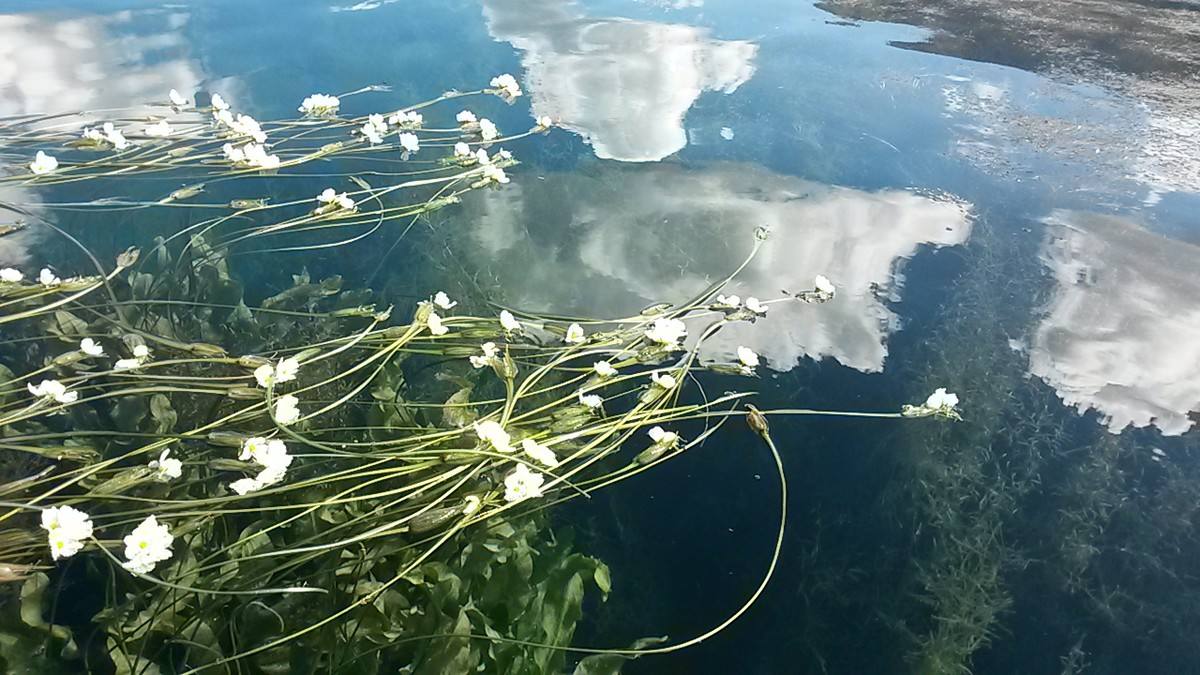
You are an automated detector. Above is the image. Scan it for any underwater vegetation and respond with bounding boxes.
[0,78,961,673]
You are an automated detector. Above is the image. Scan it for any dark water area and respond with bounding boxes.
[2,0,1199,673]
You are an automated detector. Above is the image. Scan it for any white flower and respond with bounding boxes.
[499,310,521,332]
[30,151,58,175]
[41,505,93,560]
[149,448,183,482]
[734,345,753,367]
[229,477,260,495]
[398,132,419,153]
[27,379,78,404]
[478,118,498,141]
[102,122,130,150]
[222,143,246,163]
[924,388,960,411]
[38,268,61,286]
[368,113,387,131]
[474,420,513,453]
[389,110,423,127]
[490,73,523,100]
[714,294,741,309]
[462,495,482,515]
[256,357,300,387]
[503,463,545,503]
[456,110,477,125]
[482,164,509,185]
[114,358,141,370]
[814,275,836,296]
[0,268,22,283]
[317,188,355,211]
[453,142,472,157]
[521,438,559,467]
[650,372,677,390]
[564,323,585,344]
[214,108,235,127]
[427,311,449,336]
[144,120,173,137]
[299,93,340,116]
[361,122,384,145]
[79,338,105,357]
[169,89,188,106]
[273,394,301,426]
[648,426,678,447]
[234,437,293,492]
[578,392,603,409]
[593,360,617,378]
[433,291,457,310]
[211,93,230,110]
[121,515,174,575]
[229,114,267,143]
[470,342,498,369]
[493,148,513,161]
[133,344,151,359]
[535,115,553,130]
[744,297,768,315]
[645,318,687,347]
[241,142,280,169]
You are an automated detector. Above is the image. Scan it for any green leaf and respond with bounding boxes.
[415,608,476,675]
[19,573,78,658]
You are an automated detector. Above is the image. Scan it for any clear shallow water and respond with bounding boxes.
[2,0,1199,673]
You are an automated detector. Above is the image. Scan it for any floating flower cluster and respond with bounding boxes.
[645,318,687,349]
[82,122,131,150]
[475,420,513,453]
[39,268,61,286]
[115,343,152,371]
[499,310,521,333]
[470,342,500,369]
[902,388,962,420]
[230,437,295,494]
[361,114,388,145]
[254,357,300,388]
[223,142,281,170]
[144,120,173,138]
[122,515,174,574]
[41,505,93,560]
[316,188,356,213]
[215,111,267,143]
[521,438,559,467]
[79,338,105,357]
[389,110,423,128]
[299,93,341,117]
[736,346,760,375]
[169,88,188,107]
[27,379,78,404]
[593,360,617,378]
[489,73,523,101]
[273,394,301,426]
[0,267,23,282]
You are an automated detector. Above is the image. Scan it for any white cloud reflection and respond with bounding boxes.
[460,162,971,372]
[1030,210,1200,435]
[482,0,757,162]
[0,8,210,268]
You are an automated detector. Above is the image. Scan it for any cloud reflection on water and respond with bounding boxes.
[462,162,970,372]
[1030,210,1200,436]
[0,7,210,267]
[482,0,757,162]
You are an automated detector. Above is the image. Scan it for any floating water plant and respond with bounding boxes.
[0,77,958,673]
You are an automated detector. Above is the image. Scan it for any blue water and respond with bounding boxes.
[3,0,1199,673]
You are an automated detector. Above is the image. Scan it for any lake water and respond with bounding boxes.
[2,0,1199,673]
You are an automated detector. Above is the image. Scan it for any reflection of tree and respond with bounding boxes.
[461,161,970,372]
[1030,210,1200,436]
[482,0,757,162]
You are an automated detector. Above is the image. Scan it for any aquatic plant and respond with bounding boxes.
[0,78,954,673]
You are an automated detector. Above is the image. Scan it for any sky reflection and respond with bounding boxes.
[1030,210,1200,436]
[483,0,757,162]
[461,161,969,372]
